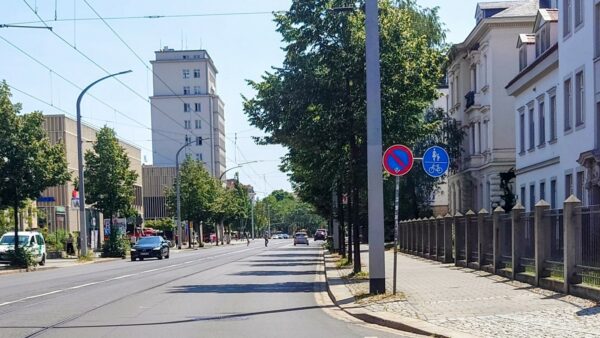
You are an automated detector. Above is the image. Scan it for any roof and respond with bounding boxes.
[518,33,536,44]
[476,0,539,19]
[534,9,559,31]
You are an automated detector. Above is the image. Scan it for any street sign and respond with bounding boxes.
[422,146,450,178]
[382,144,414,176]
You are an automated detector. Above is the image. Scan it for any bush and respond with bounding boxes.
[7,247,37,269]
[101,228,130,258]
[45,229,68,252]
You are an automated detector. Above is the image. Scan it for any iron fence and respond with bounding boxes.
[499,213,512,269]
[543,209,564,280]
[483,215,493,265]
[467,214,478,263]
[424,220,430,255]
[436,219,444,257]
[455,217,466,261]
[521,212,535,259]
[578,206,600,287]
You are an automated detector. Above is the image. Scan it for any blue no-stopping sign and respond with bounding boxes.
[422,146,449,178]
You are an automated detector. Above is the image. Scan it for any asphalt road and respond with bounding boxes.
[0,240,408,338]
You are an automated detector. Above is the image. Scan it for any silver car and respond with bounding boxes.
[293,232,309,246]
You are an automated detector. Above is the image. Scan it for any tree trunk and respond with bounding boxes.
[347,186,353,264]
[215,221,219,246]
[352,184,361,273]
[337,190,345,258]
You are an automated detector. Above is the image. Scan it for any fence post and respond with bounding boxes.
[478,209,489,269]
[454,211,463,266]
[465,210,476,266]
[436,215,443,260]
[428,216,435,258]
[492,206,504,274]
[511,202,525,280]
[419,218,425,256]
[411,219,416,254]
[563,195,582,294]
[443,213,453,263]
[534,200,550,286]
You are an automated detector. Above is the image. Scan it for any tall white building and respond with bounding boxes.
[447,0,539,214]
[507,0,600,208]
[149,47,226,178]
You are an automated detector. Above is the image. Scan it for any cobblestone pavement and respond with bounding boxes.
[331,247,600,338]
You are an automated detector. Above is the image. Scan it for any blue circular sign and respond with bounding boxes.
[422,146,449,178]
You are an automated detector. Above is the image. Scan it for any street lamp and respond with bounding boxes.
[218,160,261,181]
[77,70,132,257]
[175,139,194,249]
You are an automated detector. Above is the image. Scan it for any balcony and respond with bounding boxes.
[465,91,475,110]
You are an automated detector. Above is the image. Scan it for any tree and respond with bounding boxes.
[243,0,447,272]
[84,126,137,257]
[0,81,69,256]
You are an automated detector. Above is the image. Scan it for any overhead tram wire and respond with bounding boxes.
[5,10,285,26]
[20,0,207,144]
[0,34,186,146]
[81,0,268,176]
[6,84,176,165]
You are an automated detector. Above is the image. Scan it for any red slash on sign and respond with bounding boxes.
[382,144,414,176]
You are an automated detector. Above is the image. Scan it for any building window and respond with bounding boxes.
[550,179,557,209]
[477,122,481,154]
[596,3,600,57]
[564,78,572,131]
[575,71,585,126]
[195,153,203,161]
[196,136,203,146]
[185,135,192,143]
[564,0,572,37]
[471,124,476,154]
[195,103,202,112]
[483,121,489,151]
[540,181,546,201]
[195,120,201,129]
[519,47,527,70]
[565,173,573,199]
[183,86,190,95]
[483,54,488,86]
[470,66,477,92]
[528,105,535,150]
[538,100,546,145]
[183,69,190,79]
[184,120,191,129]
[519,110,526,153]
[193,69,201,78]
[184,103,191,112]
[576,171,584,203]
[574,0,584,28]
[549,94,557,140]
[530,184,536,211]
[183,55,188,59]
[521,186,526,209]
[193,86,201,95]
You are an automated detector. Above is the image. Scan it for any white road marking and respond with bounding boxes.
[0,245,265,308]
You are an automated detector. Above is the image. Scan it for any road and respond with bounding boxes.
[0,240,408,338]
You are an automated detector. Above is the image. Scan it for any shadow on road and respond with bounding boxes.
[0,305,335,329]
[168,281,326,294]
[230,270,323,276]
[261,253,320,258]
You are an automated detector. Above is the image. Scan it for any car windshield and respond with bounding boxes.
[295,233,306,238]
[137,237,161,245]
[0,235,29,245]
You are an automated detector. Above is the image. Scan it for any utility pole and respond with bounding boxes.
[365,0,386,294]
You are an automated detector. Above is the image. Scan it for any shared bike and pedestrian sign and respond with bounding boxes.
[382,144,450,294]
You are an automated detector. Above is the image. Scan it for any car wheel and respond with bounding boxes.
[131,257,136,262]
[39,254,46,266]
[158,253,163,260]
[165,250,170,259]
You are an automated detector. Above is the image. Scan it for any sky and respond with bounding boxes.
[0,0,485,198]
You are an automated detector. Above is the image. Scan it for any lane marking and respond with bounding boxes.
[0,244,275,308]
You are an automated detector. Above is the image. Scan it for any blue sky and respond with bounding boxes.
[0,0,484,197]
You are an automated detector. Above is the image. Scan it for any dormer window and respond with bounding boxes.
[519,47,528,70]
[535,24,551,57]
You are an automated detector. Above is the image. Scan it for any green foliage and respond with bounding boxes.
[44,229,68,252]
[84,126,138,225]
[101,229,128,258]
[243,1,450,226]
[253,190,326,235]
[0,81,70,253]
[500,168,517,212]
[6,247,37,268]
[145,218,175,232]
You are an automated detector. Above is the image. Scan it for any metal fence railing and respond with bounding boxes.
[467,214,478,263]
[499,213,512,269]
[455,217,466,261]
[482,215,494,266]
[436,219,444,257]
[578,206,600,287]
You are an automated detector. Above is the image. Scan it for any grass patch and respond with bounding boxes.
[336,257,352,268]
[346,271,369,279]
[354,291,406,304]
[77,252,95,263]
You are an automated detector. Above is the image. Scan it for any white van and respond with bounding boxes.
[0,231,47,265]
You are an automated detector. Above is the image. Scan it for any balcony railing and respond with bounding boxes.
[465,90,475,109]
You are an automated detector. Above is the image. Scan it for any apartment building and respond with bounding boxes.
[507,0,600,208]
[37,115,143,237]
[149,47,226,179]
[142,165,176,220]
[447,1,539,214]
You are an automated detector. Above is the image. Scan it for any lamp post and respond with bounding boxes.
[77,70,131,257]
[175,140,194,250]
[218,161,260,181]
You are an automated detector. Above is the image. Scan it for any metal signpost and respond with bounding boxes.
[382,144,414,295]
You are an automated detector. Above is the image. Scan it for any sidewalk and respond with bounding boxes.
[0,256,122,276]
[324,245,600,338]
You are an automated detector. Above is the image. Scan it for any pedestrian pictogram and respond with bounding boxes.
[382,145,414,176]
[422,146,449,178]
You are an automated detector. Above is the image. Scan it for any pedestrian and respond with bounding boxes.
[76,234,81,256]
[66,233,75,256]
[263,233,269,247]
[246,232,250,246]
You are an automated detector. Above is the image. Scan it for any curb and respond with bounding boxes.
[322,251,477,338]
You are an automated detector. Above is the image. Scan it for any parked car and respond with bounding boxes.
[0,231,47,265]
[314,229,327,241]
[281,233,289,239]
[271,234,281,239]
[294,232,309,246]
[130,236,170,261]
